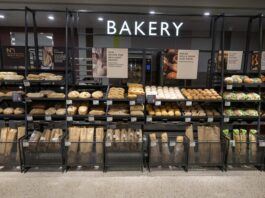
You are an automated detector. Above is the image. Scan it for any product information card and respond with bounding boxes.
[177,50,199,79]
[107,48,128,78]
[226,51,243,70]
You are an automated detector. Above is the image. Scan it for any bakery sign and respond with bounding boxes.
[107,20,183,37]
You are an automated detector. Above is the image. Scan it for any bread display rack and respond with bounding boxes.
[0,8,264,172]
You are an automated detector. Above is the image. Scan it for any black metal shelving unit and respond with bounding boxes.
[0,8,265,171]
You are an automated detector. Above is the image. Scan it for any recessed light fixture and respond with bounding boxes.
[149,10,155,15]
[48,15,55,21]
[0,14,5,19]
[98,17,104,21]
[204,12,210,16]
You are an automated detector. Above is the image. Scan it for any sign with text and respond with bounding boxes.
[226,51,243,70]
[107,48,128,78]
[177,50,199,79]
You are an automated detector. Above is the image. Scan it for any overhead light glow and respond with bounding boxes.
[98,17,104,21]
[0,14,5,19]
[48,15,55,21]
[149,10,155,15]
[204,12,210,16]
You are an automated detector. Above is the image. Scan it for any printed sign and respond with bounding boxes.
[177,50,199,79]
[226,51,243,70]
[107,48,128,78]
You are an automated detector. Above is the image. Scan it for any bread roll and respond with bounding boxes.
[79,92,91,99]
[14,107,24,115]
[92,91,104,99]
[68,91,79,99]
[78,106,88,115]
[45,107,56,115]
[27,92,44,98]
[3,107,14,115]
[56,108,66,115]
[67,105,77,115]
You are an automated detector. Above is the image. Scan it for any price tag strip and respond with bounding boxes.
[225,101,231,107]
[27,115,33,121]
[105,142,112,147]
[230,140,236,147]
[226,84,233,90]
[88,116,95,122]
[207,117,214,122]
[93,100,99,105]
[129,100,136,106]
[185,117,191,122]
[107,117,113,122]
[146,116,152,122]
[66,100,72,105]
[169,141,176,147]
[186,101,192,106]
[131,117,137,122]
[155,100,161,106]
[259,141,265,147]
[107,100,113,105]
[45,116,52,121]
[67,116,73,122]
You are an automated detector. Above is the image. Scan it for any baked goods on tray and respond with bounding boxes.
[145,86,185,100]
[0,72,24,80]
[128,83,145,99]
[146,103,181,117]
[108,87,125,99]
[27,73,63,81]
[181,88,222,100]
[108,104,129,116]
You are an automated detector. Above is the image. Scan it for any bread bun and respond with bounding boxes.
[92,91,103,99]
[79,92,91,99]
[68,91,79,98]
[14,107,24,115]
[78,106,88,115]
[56,108,66,115]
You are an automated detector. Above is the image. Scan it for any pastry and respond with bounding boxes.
[68,91,79,99]
[27,92,44,98]
[92,91,104,99]
[30,108,45,115]
[67,105,78,115]
[14,107,24,115]
[40,90,55,96]
[78,106,88,115]
[79,92,91,99]
[47,92,65,98]
[45,107,56,115]
[3,108,14,115]
[0,108,3,114]
[56,108,66,115]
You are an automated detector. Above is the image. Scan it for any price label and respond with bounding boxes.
[225,101,231,106]
[146,95,156,103]
[230,140,236,147]
[190,142,196,147]
[23,141,29,147]
[129,100,136,106]
[136,95,145,104]
[66,100,72,105]
[224,117,230,122]
[88,116,94,122]
[146,116,152,122]
[107,100,113,105]
[226,84,233,90]
[169,141,176,147]
[105,142,112,147]
[259,141,265,147]
[67,116,73,121]
[185,117,191,122]
[150,142,157,147]
[12,92,22,102]
[93,100,99,105]
[143,136,147,141]
[52,137,59,142]
[107,117,113,122]
[131,117,137,122]
[45,116,52,121]
[60,86,64,90]
[23,80,30,87]
[207,117,214,122]
[186,101,192,106]
[27,115,33,121]
[65,141,71,146]
[155,101,161,106]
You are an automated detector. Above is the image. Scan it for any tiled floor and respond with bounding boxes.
[0,170,264,198]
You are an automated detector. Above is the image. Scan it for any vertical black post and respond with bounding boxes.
[64,8,69,172]
[209,16,216,88]
[142,49,146,85]
[243,17,252,73]
[70,12,75,84]
[24,7,29,136]
[257,14,263,135]
[220,15,225,159]
[32,11,40,68]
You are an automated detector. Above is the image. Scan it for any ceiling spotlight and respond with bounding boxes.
[149,10,155,15]
[204,12,210,16]
[48,15,55,21]
[0,14,5,19]
[98,17,104,21]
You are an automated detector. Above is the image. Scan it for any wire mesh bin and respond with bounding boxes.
[20,134,66,172]
[187,140,227,170]
[225,135,265,170]
[147,134,189,171]
[66,141,104,170]
[0,141,21,170]
[104,128,144,171]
